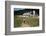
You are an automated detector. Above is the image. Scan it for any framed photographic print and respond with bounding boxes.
[5,1,45,35]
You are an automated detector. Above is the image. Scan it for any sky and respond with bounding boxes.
[14,8,24,11]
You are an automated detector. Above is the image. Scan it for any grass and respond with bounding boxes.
[27,16,39,27]
[14,15,39,27]
[14,16,23,27]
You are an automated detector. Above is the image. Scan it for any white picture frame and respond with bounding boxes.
[11,5,42,32]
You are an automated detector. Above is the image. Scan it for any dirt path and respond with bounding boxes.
[21,23,30,27]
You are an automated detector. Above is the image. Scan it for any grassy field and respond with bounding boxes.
[14,15,39,27]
